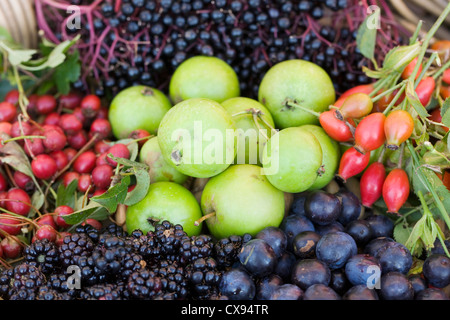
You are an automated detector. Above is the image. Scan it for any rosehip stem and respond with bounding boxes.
[194,212,216,226]
[371,80,406,103]
[382,85,406,115]
[432,59,450,80]
[414,52,438,88]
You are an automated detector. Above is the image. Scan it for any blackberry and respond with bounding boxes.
[213,233,252,269]
[0,263,46,300]
[37,285,73,300]
[186,257,223,300]
[58,233,95,267]
[80,282,126,300]
[179,234,214,266]
[153,259,188,300]
[45,273,78,299]
[126,269,164,299]
[75,223,100,243]
[127,229,162,263]
[154,220,188,257]
[24,239,61,274]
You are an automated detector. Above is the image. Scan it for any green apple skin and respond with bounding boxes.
[258,59,335,129]
[109,85,172,139]
[139,136,188,185]
[221,97,275,166]
[126,182,202,236]
[262,127,323,193]
[299,125,340,190]
[157,98,236,178]
[169,56,240,104]
[201,164,285,239]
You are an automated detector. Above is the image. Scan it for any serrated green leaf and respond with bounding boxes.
[124,168,150,206]
[0,42,37,66]
[91,175,131,212]
[0,133,34,178]
[56,179,78,208]
[356,8,379,60]
[406,79,429,118]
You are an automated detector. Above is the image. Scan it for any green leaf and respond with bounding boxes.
[124,168,150,206]
[405,216,426,254]
[52,50,81,95]
[0,41,37,66]
[405,79,430,118]
[107,154,149,170]
[106,139,139,162]
[31,191,45,217]
[383,42,421,72]
[18,36,80,72]
[356,8,379,60]
[56,179,78,208]
[90,175,131,213]
[442,98,450,127]
[394,222,413,246]
[0,133,34,178]
[62,202,102,225]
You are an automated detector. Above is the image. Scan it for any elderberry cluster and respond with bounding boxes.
[39,0,406,98]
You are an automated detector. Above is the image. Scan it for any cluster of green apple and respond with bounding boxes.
[107,56,339,240]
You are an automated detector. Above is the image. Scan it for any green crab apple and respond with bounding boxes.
[126,181,202,236]
[258,59,335,129]
[109,85,172,139]
[169,56,240,104]
[298,124,340,190]
[262,126,323,193]
[139,136,188,185]
[221,97,275,166]
[200,164,285,239]
[157,98,236,178]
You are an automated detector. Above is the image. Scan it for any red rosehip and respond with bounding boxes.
[31,154,58,180]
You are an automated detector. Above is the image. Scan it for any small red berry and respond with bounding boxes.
[0,215,22,236]
[42,126,67,152]
[354,112,386,154]
[36,214,57,229]
[4,89,19,105]
[80,94,101,118]
[77,173,93,193]
[49,150,69,171]
[43,112,61,126]
[73,151,97,173]
[360,162,386,208]
[54,205,74,229]
[13,171,34,192]
[33,225,58,243]
[92,165,113,189]
[94,140,111,154]
[10,120,32,138]
[0,173,8,192]
[63,147,78,162]
[59,113,83,134]
[59,92,82,110]
[67,130,88,150]
[31,154,58,180]
[0,102,17,122]
[1,236,22,259]
[0,122,12,135]
[36,95,57,115]
[337,147,371,182]
[89,118,112,141]
[6,188,31,216]
[129,129,151,147]
[106,143,130,166]
[62,171,80,187]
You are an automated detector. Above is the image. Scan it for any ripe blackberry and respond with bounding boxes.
[126,269,164,299]
[186,257,223,300]
[154,220,188,257]
[153,259,188,300]
[99,223,128,241]
[179,234,214,266]
[213,234,252,269]
[80,282,126,300]
[37,285,73,300]
[24,239,61,274]
[127,229,162,262]
[45,273,78,299]
[75,223,100,243]
[58,233,95,267]
[0,263,46,300]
